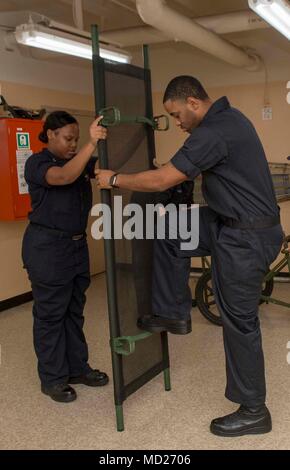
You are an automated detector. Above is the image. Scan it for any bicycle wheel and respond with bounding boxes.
[195,271,274,326]
[259,277,274,304]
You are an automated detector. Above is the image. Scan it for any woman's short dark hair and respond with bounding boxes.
[163,76,209,103]
[39,111,78,143]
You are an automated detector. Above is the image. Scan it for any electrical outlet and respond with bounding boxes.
[287,81,290,104]
[262,106,272,120]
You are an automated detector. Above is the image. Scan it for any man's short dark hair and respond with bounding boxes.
[163,76,209,103]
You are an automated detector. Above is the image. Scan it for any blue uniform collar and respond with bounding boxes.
[202,96,230,123]
[42,148,67,165]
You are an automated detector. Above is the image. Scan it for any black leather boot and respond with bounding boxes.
[69,369,109,387]
[210,404,272,437]
[137,315,192,335]
[41,383,77,403]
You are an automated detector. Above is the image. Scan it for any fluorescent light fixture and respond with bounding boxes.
[248,0,290,40]
[14,23,131,63]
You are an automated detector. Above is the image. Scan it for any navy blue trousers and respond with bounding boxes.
[22,224,92,387]
[152,206,283,406]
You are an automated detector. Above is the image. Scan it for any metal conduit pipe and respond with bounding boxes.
[101,10,268,47]
[73,0,84,31]
[135,0,261,70]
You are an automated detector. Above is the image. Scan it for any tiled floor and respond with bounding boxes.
[0,274,290,450]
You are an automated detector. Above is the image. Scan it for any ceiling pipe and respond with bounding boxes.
[109,0,138,14]
[135,0,261,70]
[196,10,268,34]
[72,0,84,31]
[101,10,268,47]
[101,26,167,46]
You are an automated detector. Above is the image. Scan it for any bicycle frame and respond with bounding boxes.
[199,236,290,309]
[261,242,290,308]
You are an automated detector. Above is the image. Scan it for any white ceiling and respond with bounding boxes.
[0,0,289,53]
[0,0,289,89]
[0,0,253,32]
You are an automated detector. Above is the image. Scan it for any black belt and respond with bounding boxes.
[30,223,85,240]
[220,215,280,230]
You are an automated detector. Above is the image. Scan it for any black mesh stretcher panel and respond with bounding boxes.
[104,62,165,389]
[92,54,169,415]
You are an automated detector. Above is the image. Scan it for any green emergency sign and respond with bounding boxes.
[16,132,30,149]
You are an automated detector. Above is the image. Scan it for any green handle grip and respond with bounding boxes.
[99,106,169,131]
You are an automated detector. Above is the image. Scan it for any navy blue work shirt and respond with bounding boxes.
[171,96,278,220]
[24,148,98,234]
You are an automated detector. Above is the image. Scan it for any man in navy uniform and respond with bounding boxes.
[96,76,283,437]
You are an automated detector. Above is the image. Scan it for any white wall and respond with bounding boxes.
[0,27,290,299]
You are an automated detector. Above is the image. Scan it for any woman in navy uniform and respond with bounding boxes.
[22,111,108,403]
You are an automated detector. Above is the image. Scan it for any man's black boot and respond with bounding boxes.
[137,315,191,335]
[41,383,77,403]
[69,369,109,387]
[210,404,272,437]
